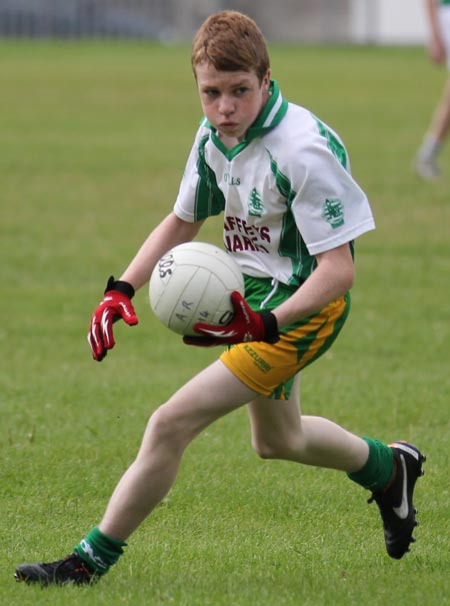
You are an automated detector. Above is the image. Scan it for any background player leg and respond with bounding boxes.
[415,79,450,179]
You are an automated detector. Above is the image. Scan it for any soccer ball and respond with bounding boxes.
[149,241,245,336]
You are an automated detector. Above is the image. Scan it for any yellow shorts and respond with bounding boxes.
[220,292,350,400]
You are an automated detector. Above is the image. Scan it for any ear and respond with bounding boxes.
[262,69,271,89]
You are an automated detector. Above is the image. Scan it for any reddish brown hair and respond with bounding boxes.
[191,10,270,83]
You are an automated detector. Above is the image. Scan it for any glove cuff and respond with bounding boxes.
[105,275,135,299]
[259,310,279,344]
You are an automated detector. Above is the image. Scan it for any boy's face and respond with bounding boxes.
[195,62,271,143]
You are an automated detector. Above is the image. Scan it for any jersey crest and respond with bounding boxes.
[248,188,264,217]
[322,198,345,229]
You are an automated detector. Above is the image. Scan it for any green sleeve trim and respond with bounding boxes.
[313,115,348,170]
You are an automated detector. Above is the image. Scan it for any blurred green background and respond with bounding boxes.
[1,41,449,605]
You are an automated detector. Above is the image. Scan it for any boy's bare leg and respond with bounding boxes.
[247,375,369,472]
[99,360,257,540]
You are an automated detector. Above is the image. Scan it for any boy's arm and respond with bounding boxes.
[272,243,354,329]
[120,212,204,292]
[88,212,204,361]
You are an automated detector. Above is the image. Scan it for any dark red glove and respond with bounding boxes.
[88,276,139,361]
[183,291,279,347]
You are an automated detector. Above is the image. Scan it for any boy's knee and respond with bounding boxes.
[252,437,291,460]
[252,427,305,460]
[146,402,201,448]
[252,439,272,459]
[147,405,183,441]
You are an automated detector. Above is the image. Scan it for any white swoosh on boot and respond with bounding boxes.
[392,455,409,520]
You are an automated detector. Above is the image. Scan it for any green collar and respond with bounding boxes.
[200,80,288,159]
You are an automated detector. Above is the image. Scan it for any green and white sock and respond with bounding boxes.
[347,437,394,493]
[74,527,127,575]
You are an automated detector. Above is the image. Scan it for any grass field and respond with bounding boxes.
[1,40,450,605]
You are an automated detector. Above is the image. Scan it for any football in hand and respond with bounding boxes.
[149,242,244,336]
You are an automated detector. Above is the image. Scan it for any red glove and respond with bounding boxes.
[183,291,279,347]
[88,276,139,361]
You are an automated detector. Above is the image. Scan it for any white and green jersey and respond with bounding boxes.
[174,80,375,288]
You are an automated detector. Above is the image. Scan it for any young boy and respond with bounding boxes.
[16,11,425,586]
